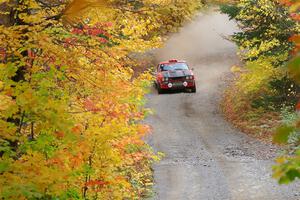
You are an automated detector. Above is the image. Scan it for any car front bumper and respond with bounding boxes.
[159,80,195,90]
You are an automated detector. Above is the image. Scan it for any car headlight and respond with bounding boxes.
[163,77,169,82]
[186,75,193,80]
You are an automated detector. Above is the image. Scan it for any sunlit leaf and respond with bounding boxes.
[288,55,300,84]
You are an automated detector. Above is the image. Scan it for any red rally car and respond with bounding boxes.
[155,59,196,94]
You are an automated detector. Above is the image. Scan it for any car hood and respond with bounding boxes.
[162,70,192,78]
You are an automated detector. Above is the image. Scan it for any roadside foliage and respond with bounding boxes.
[221,0,300,184]
[272,0,300,185]
[0,0,202,199]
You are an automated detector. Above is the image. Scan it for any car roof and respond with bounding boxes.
[159,59,186,65]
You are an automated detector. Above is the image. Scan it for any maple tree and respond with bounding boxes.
[0,0,202,199]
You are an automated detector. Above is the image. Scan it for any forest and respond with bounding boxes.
[0,0,299,199]
[0,0,202,199]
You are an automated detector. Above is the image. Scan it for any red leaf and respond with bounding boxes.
[84,98,99,112]
[296,101,300,111]
[86,180,107,187]
[55,131,64,138]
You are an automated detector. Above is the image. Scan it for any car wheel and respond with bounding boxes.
[191,86,196,93]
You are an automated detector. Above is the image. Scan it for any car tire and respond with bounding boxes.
[191,86,196,93]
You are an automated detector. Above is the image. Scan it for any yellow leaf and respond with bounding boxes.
[230,65,241,73]
[276,156,287,164]
[63,0,108,23]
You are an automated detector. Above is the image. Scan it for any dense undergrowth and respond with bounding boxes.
[221,0,300,184]
[0,0,203,199]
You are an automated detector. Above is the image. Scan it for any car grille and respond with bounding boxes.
[169,76,185,81]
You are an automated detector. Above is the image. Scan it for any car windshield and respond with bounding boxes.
[160,63,189,71]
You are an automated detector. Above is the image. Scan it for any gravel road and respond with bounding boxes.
[145,8,300,200]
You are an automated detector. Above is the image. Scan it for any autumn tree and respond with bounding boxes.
[272,0,300,185]
[220,0,300,184]
[0,0,203,199]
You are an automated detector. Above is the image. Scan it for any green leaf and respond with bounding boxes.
[0,161,9,173]
[288,55,300,84]
[279,176,291,184]
[286,169,300,182]
[273,125,295,144]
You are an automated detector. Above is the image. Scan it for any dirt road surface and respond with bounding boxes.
[145,8,300,200]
